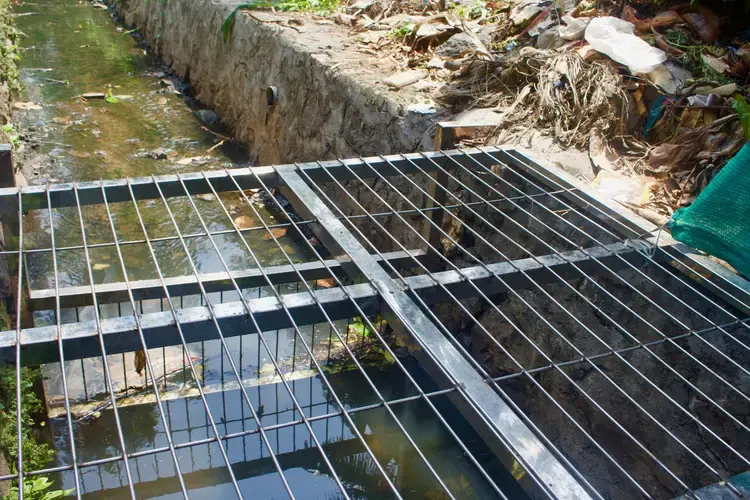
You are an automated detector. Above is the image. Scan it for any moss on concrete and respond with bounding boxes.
[0,0,20,100]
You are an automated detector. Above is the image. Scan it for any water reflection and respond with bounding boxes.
[45,363,512,499]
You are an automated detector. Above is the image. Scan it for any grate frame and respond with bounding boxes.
[0,147,748,499]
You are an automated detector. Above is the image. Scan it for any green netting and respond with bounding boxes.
[670,141,750,277]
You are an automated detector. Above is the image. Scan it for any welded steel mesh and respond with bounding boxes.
[1,148,749,499]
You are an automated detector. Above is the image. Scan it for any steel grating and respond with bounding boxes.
[0,147,749,499]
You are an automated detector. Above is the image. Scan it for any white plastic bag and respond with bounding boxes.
[584,17,666,74]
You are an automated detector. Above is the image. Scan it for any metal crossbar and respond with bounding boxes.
[1,147,749,500]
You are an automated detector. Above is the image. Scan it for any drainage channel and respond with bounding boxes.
[5,1,750,499]
[6,2,522,498]
[3,147,750,499]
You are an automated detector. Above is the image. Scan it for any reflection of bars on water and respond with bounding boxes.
[2,147,750,499]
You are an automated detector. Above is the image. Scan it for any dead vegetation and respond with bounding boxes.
[293,0,749,217]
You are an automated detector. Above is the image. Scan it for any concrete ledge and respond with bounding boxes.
[113,0,438,164]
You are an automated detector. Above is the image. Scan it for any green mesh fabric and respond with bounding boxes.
[670,142,750,277]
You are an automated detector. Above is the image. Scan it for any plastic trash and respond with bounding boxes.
[584,17,666,74]
[559,15,590,41]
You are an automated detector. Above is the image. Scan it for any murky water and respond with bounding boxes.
[12,1,519,498]
[15,0,309,295]
[42,359,518,499]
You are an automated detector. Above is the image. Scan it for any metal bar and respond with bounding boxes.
[189,170,452,499]
[99,184,189,498]
[0,149,500,212]
[406,151,750,485]
[169,172,380,499]
[277,166,593,500]
[304,157,648,498]
[28,249,427,310]
[496,148,750,315]
[453,150,750,424]
[13,182,23,499]
[244,168,508,500]
[3,191,567,257]
[360,152,723,495]
[2,241,647,365]
[45,189,83,499]
[71,183,137,498]
[123,178,247,498]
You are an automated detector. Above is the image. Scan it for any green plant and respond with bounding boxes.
[7,477,73,500]
[387,22,414,40]
[348,315,386,339]
[1,123,20,150]
[105,89,119,104]
[453,0,487,20]
[0,367,54,473]
[664,29,733,85]
[734,95,750,141]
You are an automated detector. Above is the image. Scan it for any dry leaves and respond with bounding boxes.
[263,227,288,240]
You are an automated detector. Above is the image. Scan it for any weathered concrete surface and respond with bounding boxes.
[113,0,437,164]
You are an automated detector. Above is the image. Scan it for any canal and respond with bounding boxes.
[9,0,520,497]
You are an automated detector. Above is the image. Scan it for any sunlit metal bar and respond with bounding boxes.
[0,148,501,211]
[7,240,646,365]
[28,249,427,310]
[496,148,750,315]
[301,149,750,498]
[277,165,594,500]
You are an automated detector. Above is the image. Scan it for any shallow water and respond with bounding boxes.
[14,0,310,295]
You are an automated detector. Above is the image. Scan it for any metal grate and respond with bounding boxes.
[1,147,750,499]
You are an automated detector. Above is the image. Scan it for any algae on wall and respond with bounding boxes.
[0,0,19,124]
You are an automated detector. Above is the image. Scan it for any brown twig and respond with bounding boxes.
[200,125,232,141]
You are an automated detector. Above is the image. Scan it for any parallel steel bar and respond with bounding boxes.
[497,148,750,315]
[153,175,307,498]
[277,166,593,500]
[170,172,381,499]
[124,178,246,498]
[1,241,646,364]
[245,168,507,499]
[406,152,750,485]
[45,189,83,499]
[6,191,568,257]
[306,158,649,498]
[99,184,189,498]
[13,189,23,498]
[28,249,427,310]
[0,149,514,213]
[493,148,750,368]
[221,167,496,500]
[71,183,137,498]
[488,148,750,339]
[191,171,427,500]
[448,150,750,439]
[357,153,715,495]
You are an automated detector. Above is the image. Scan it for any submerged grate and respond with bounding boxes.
[1,147,749,499]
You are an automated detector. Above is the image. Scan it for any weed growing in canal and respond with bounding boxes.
[105,89,119,104]
[0,367,54,474]
[8,477,72,500]
[1,124,20,150]
[0,367,71,500]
